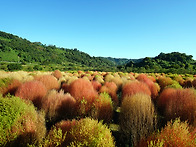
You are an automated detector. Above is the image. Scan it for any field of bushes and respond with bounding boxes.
[0,70,196,147]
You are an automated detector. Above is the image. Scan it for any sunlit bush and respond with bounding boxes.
[158,88,196,125]
[99,82,119,106]
[68,78,98,116]
[35,74,60,91]
[0,78,21,96]
[120,93,157,146]
[122,80,151,101]
[52,70,62,79]
[43,118,115,146]
[0,95,46,146]
[139,118,196,147]
[93,92,113,123]
[42,90,76,122]
[15,81,47,108]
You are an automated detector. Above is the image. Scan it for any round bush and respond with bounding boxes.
[140,118,196,147]
[0,78,21,96]
[122,81,151,101]
[44,118,115,147]
[42,90,76,122]
[0,95,46,146]
[52,70,62,79]
[158,88,196,125]
[120,93,157,146]
[99,82,118,106]
[68,78,98,116]
[15,81,47,109]
[93,92,113,123]
[137,74,160,99]
[35,75,60,91]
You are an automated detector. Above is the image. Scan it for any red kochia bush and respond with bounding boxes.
[68,78,98,116]
[93,92,113,123]
[157,76,174,90]
[15,81,47,109]
[35,75,60,91]
[42,90,76,121]
[122,81,151,101]
[91,80,102,91]
[138,118,196,147]
[99,82,118,106]
[52,70,62,79]
[158,88,196,125]
[137,74,160,99]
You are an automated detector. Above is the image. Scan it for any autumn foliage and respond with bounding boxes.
[35,74,60,91]
[68,78,98,116]
[158,88,196,125]
[15,81,47,108]
[122,80,151,101]
[42,90,76,122]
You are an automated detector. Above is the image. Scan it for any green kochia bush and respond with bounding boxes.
[43,118,115,147]
[0,95,46,146]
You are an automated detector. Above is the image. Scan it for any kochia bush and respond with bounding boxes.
[68,78,98,116]
[99,82,119,106]
[15,81,47,109]
[120,93,157,146]
[42,90,76,122]
[0,95,46,146]
[158,88,196,126]
[0,78,21,96]
[141,118,196,147]
[43,118,115,147]
[35,74,60,91]
[122,81,151,101]
[137,74,160,99]
[93,92,114,123]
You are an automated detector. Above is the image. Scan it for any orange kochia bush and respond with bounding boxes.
[68,78,98,116]
[138,118,196,147]
[15,81,47,109]
[99,82,118,106]
[137,74,160,99]
[52,70,62,79]
[158,88,196,125]
[35,75,60,91]
[122,80,151,101]
[93,92,113,123]
[0,78,21,96]
[42,90,76,121]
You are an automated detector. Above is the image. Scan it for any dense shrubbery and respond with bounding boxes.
[0,95,46,146]
[0,70,196,146]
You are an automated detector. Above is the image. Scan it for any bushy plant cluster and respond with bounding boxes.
[0,70,196,146]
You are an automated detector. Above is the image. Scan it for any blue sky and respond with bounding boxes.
[1,0,196,59]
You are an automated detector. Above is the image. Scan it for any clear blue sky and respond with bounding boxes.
[1,0,196,59]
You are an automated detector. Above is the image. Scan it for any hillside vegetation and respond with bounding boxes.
[0,31,196,74]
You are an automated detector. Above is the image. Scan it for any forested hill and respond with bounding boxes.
[123,52,196,73]
[0,31,117,71]
[0,31,196,73]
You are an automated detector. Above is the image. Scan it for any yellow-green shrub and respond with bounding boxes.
[0,95,46,146]
[43,118,115,147]
[120,93,157,146]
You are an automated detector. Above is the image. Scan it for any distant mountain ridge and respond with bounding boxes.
[0,30,196,73]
